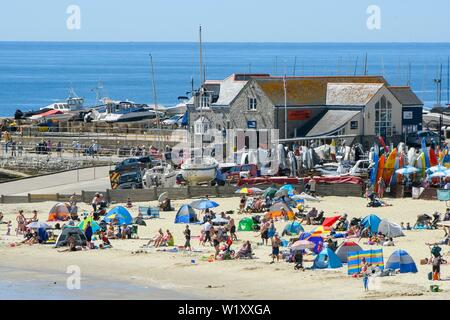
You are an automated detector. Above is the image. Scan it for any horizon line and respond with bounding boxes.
[1,40,450,44]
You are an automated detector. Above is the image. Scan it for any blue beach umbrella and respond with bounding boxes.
[395,166,418,175]
[190,199,220,210]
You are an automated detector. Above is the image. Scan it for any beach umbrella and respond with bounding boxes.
[290,240,315,251]
[26,221,50,230]
[235,187,263,195]
[310,226,332,237]
[263,187,278,199]
[190,199,220,210]
[395,166,418,175]
[428,165,447,173]
[430,171,446,178]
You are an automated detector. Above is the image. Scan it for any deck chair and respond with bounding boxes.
[437,189,450,207]
[138,206,160,219]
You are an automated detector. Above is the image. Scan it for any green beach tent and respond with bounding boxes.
[238,217,255,231]
[263,186,278,199]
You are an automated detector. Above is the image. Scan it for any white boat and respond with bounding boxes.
[143,164,179,188]
[90,100,164,123]
[40,89,85,112]
[180,157,218,185]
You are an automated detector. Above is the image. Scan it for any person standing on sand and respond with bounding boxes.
[6,221,12,236]
[377,177,385,199]
[16,210,26,235]
[183,225,191,251]
[270,233,281,264]
[202,220,212,246]
[229,218,237,241]
[84,221,93,246]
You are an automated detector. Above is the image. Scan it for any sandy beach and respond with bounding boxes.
[0,195,449,300]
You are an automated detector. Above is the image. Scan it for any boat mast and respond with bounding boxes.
[283,75,288,139]
[150,54,162,152]
[199,25,204,158]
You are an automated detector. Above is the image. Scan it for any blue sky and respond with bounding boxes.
[0,0,449,42]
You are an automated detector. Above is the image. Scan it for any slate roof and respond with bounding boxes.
[306,110,361,137]
[326,83,384,106]
[388,86,423,106]
[254,76,388,106]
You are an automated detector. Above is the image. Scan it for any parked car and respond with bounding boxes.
[406,130,443,147]
[162,114,184,128]
[115,158,146,172]
[117,171,143,189]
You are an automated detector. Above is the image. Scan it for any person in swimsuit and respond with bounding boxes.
[183,225,191,251]
[229,218,237,241]
[259,220,270,246]
[212,231,220,259]
[270,234,281,263]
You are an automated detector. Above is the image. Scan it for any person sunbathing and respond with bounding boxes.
[147,229,164,247]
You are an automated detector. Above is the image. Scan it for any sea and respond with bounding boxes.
[0,42,450,117]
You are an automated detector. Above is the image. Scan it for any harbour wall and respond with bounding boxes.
[0,183,365,204]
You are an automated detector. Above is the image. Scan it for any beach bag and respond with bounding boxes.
[428,272,433,280]
[433,272,439,281]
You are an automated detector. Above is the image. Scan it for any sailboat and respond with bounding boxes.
[180,26,218,185]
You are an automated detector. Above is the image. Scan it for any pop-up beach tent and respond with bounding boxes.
[386,250,418,273]
[361,214,382,235]
[48,203,70,221]
[78,216,100,233]
[267,202,295,220]
[174,205,198,224]
[335,241,363,263]
[378,219,404,238]
[238,217,255,231]
[104,206,133,225]
[283,221,304,235]
[55,226,87,248]
[312,248,343,269]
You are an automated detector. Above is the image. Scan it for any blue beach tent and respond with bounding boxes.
[174,205,199,224]
[312,248,343,269]
[104,206,133,225]
[386,250,418,273]
[283,221,304,235]
[361,214,381,235]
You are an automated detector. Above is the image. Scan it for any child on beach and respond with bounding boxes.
[126,197,133,208]
[6,221,12,235]
[363,273,369,291]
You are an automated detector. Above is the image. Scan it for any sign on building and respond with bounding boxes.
[288,110,311,120]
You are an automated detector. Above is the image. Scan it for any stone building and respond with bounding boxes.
[188,74,423,147]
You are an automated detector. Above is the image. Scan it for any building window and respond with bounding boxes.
[350,121,358,130]
[194,117,210,135]
[247,97,257,111]
[375,96,392,136]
